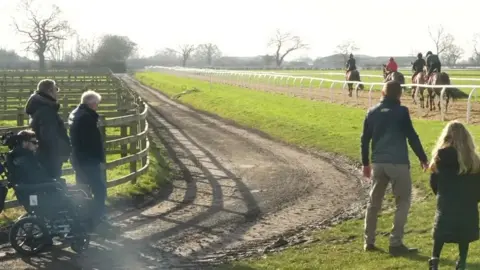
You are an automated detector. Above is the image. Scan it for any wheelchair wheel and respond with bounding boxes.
[9,217,50,256]
[70,233,90,254]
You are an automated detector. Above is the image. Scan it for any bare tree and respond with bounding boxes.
[12,0,74,71]
[48,40,65,62]
[178,44,196,67]
[428,25,454,55]
[472,33,480,65]
[268,29,308,67]
[75,35,98,61]
[195,43,221,66]
[442,44,464,66]
[335,40,359,62]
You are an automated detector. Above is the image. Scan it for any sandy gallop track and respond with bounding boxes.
[0,74,363,269]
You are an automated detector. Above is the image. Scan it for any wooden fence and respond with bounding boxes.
[0,71,150,209]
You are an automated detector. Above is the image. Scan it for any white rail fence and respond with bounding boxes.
[145,66,480,82]
[148,67,480,124]
[283,72,480,82]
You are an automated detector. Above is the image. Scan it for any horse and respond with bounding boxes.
[411,71,427,108]
[425,69,454,112]
[345,70,364,97]
[382,64,406,92]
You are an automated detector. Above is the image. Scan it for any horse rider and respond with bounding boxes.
[411,52,426,81]
[425,51,442,80]
[345,53,357,75]
[385,57,398,77]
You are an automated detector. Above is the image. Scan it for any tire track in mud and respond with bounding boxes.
[0,74,363,269]
[118,74,365,261]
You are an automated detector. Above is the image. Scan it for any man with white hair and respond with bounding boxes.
[69,90,108,227]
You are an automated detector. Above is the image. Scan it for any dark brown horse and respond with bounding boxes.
[345,70,364,97]
[426,70,454,112]
[382,64,406,91]
[412,71,426,108]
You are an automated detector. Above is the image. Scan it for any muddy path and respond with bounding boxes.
[0,75,364,269]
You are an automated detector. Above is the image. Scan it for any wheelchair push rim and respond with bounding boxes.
[9,217,49,255]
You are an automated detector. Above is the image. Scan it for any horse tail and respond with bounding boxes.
[441,72,451,85]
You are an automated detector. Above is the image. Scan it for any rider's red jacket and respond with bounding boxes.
[386,61,398,72]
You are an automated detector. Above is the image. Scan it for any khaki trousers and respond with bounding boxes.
[364,163,412,247]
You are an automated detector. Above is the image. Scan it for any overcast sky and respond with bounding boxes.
[0,0,479,59]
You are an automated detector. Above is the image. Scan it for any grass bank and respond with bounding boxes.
[135,71,480,270]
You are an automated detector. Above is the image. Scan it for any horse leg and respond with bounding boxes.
[420,91,424,109]
[445,95,449,113]
[411,88,416,104]
[348,83,352,97]
[428,89,435,111]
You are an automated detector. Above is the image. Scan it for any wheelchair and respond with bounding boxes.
[0,152,94,255]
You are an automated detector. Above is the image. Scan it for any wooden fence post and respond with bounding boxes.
[129,119,138,184]
[99,115,108,182]
[16,107,24,127]
[139,100,147,167]
[62,95,69,121]
[118,89,128,158]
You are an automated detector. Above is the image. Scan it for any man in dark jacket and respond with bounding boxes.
[345,53,356,74]
[6,130,53,186]
[69,90,107,225]
[425,51,442,79]
[361,81,429,256]
[411,52,427,81]
[25,79,71,179]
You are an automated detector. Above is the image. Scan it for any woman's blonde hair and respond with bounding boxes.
[429,120,480,174]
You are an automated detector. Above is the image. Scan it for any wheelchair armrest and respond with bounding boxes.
[14,182,64,193]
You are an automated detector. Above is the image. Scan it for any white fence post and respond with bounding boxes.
[467,88,477,124]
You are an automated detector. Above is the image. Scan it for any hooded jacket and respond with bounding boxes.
[24,91,71,170]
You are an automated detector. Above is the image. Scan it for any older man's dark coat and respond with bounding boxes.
[68,104,105,166]
[430,147,480,243]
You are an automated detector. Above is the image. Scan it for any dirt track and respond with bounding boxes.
[178,72,480,124]
[0,75,364,269]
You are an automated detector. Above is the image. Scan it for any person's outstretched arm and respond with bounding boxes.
[402,107,428,164]
[360,112,372,166]
[429,173,438,195]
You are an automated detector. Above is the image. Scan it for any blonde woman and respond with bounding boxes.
[428,120,480,270]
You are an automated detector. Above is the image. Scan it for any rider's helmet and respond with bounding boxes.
[417,52,423,58]
[349,53,353,58]
[426,51,433,56]
[389,57,394,61]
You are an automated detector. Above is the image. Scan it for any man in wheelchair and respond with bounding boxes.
[5,130,94,236]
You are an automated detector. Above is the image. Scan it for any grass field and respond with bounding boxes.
[136,71,480,270]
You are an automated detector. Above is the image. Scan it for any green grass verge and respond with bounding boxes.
[135,71,480,270]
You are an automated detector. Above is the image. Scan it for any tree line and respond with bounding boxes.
[5,0,480,70]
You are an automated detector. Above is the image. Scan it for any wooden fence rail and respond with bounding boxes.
[0,71,150,209]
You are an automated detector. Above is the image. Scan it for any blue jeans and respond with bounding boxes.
[74,162,107,224]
